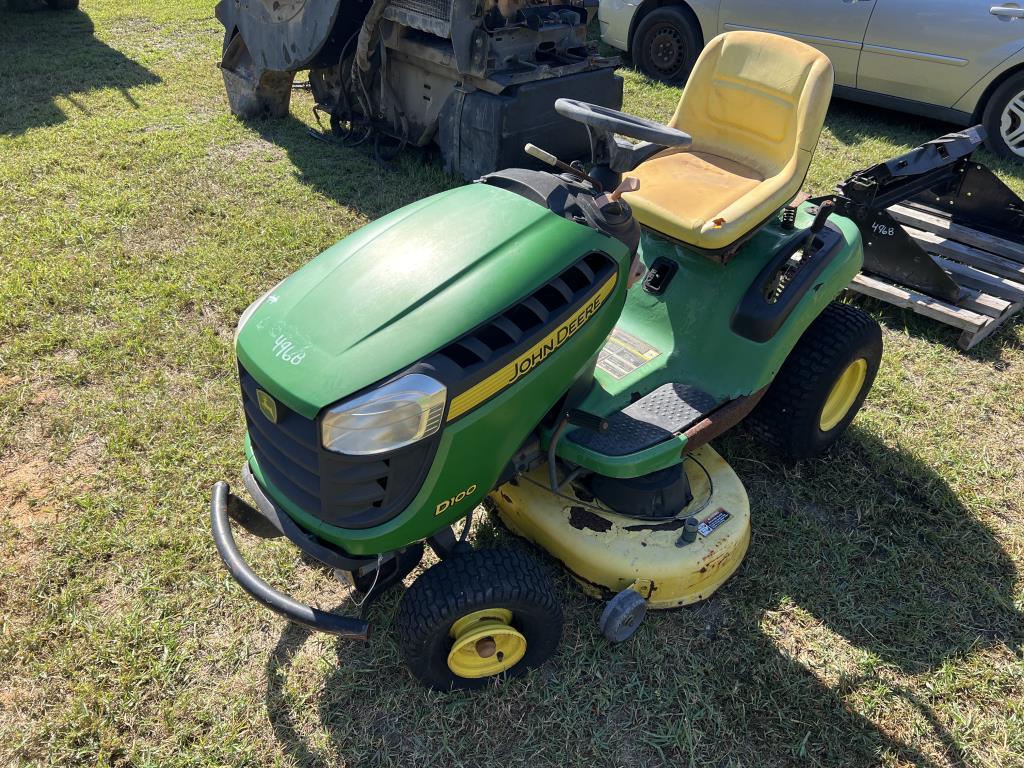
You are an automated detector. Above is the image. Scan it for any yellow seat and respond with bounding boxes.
[624,31,834,253]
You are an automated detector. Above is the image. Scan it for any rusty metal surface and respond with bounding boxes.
[492,444,751,609]
[683,386,768,453]
[216,0,620,175]
[215,0,344,72]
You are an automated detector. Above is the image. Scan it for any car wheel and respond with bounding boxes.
[982,71,1024,162]
[631,6,702,85]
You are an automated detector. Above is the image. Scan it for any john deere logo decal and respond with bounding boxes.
[256,389,278,423]
[446,272,617,420]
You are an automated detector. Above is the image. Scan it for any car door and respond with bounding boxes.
[858,0,1024,107]
[717,0,875,87]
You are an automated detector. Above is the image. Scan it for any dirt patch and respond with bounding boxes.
[196,302,236,342]
[29,387,62,407]
[127,218,198,260]
[691,594,729,641]
[4,456,55,530]
[1,435,103,638]
[206,137,287,165]
[2,436,101,536]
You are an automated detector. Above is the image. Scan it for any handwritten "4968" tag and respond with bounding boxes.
[273,335,306,365]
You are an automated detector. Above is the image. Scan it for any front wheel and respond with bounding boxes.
[631,7,702,85]
[396,548,562,690]
[982,71,1024,162]
[747,302,882,459]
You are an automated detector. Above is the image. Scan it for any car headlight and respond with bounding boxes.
[235,280,284,345]
[321,374,447,455]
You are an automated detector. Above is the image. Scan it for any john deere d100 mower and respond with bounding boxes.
[211,32,883,690]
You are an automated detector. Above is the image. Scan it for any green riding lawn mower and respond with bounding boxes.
[211,31,890,690]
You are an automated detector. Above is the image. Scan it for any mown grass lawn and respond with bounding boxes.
[2,2,1023,766]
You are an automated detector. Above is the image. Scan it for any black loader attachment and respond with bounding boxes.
[812,126,1024,350]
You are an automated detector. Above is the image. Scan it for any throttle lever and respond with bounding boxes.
[594,176,639,209]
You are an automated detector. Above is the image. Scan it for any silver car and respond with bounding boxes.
[598,0,1024,160]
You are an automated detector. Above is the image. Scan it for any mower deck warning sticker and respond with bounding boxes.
[597,327,661,379]
[698,509,730,537]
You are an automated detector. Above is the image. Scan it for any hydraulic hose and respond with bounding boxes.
[354,0,390,74]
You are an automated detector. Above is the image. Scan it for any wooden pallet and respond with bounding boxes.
[848,203,1024,350]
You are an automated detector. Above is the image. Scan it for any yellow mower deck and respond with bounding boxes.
[491,445,750,609]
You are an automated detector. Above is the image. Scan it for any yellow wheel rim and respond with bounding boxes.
[446,608,527,679]
[819,358,868,432]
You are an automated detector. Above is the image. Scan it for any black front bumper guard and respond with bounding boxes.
[210,467,373,639]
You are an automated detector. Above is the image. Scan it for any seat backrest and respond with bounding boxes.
[668,31,834,181]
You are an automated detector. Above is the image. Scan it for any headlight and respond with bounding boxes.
[321,374,447,455]
[235,280,284,344]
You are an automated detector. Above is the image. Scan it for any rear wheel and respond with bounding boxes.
[396,548,562,690]
[631,6,702,85]
[982,71,1024,161]
[747,302,882,458]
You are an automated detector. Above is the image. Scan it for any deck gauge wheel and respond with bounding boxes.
[598,588,648,643]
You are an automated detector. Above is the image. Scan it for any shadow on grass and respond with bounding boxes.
[848,294,1023,363]
[260,426,1021,766]
[250,112,458,220]
[735,425,1023,674]
[826,99,956,150]
[0,5,160,135]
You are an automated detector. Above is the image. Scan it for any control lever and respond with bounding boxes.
[595,176,639,207]
[805,199,835,255]
[567,409,609,433]
[592,176,646,288]
[524,143,604,192]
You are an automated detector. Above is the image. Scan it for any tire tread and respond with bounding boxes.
[396,548,562,690]
[747,301,881,458]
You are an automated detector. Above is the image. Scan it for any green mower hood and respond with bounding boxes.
[235,183,628,418]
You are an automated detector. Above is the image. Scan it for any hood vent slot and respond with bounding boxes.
[435,251,614,374]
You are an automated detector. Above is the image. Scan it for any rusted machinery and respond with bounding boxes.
[215,0,622,178]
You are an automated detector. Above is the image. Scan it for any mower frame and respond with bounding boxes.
[211,480,372,638]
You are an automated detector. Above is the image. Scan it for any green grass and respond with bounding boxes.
[2,2,1023,766]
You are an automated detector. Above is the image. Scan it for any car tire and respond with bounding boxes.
[631,6,702,85]
[982,71,1024,162]
[746,302,882,459]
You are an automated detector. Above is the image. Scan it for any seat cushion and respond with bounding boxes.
[622,31,834,252]
[627,149,764,246]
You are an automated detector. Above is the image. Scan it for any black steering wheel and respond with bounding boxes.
[555,98,691,149]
